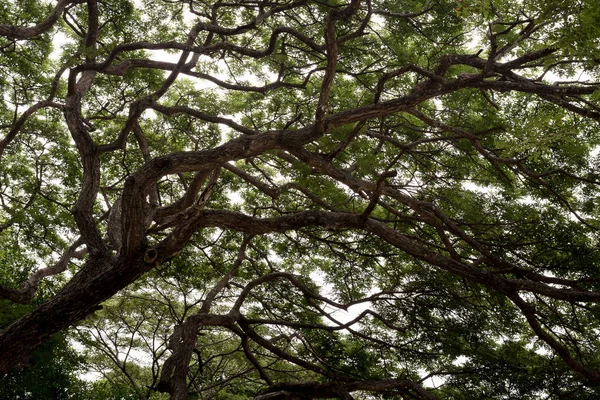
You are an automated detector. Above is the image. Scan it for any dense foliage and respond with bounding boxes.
[2,0,600,398]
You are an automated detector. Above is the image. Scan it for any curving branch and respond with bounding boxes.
[0,0,78,40]
[255,378,441,400]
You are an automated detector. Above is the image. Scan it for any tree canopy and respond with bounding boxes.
[2,0,600,398]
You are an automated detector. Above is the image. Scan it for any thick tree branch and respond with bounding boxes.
[0,0,77,39]
[256,378,440,400]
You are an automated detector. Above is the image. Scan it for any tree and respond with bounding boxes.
[0,300,87,399]
[1,0,600,398]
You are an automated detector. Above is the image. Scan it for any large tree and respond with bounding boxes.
[2,0,600,398]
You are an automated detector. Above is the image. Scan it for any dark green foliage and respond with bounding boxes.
[0,301,85,399]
